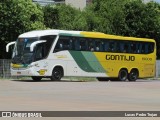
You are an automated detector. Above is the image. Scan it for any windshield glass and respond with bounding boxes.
[12,35,57,65]
[12,38,38,64]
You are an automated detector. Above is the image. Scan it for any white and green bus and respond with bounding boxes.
[6,30,156,81]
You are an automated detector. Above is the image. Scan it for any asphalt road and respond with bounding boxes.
[0,78,160,120]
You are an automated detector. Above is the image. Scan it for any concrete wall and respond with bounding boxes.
[156,60,160,78]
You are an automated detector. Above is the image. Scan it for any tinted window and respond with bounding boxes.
[54,35,155,54]
[39,35,56,58]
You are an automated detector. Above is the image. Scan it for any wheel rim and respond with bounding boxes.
[119,70,127,81]
[129,71,138,81]
[53,69,62,80]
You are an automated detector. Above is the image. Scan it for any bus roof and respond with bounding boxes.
[19,30,81,38]
[19,29,155,42]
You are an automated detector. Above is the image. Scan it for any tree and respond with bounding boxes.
[0,0,46,58]
[43,4,88,31]
[88,0,128,35]
[43,5,59,29]
[123,0,160,58]
[124,0,160,38]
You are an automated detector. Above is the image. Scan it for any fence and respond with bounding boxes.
[156,60,160,78]
[0,59,160,79]
[0,59,11,78]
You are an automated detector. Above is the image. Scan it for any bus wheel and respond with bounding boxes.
[97,77,109,81]
[118,69,128,81]
[31,76,42,81]
[128,69,138,81]
[51,67,63,81]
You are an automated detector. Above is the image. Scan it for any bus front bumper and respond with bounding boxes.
[11,68,39,76]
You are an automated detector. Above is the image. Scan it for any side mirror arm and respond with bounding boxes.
[30,40,46,52]
[6,41,16,52]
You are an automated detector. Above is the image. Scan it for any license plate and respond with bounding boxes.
[17,72,21,74]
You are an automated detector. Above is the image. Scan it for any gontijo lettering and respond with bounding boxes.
[106,55,135,61]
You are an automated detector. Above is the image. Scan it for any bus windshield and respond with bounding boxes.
[12,38,38,64]
[12,35,57,65]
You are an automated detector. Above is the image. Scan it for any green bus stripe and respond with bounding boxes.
[69,51,96,72]
[69,51,106,73]
[81,52,106,73]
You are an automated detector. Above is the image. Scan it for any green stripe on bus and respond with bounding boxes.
[81,52,106,73]
[69,51,96,72]
[69,51,106,73]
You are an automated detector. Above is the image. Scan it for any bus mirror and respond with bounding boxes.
[6,41,16,52]
[30,40,46,52]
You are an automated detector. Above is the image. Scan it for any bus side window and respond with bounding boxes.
[148,43,154,53]
[98,40,104,52]
[69,38,74,50]
[62,39,70,50]
[123,43,129,53]
[95,40,101,51]
[108,41,116,52]
[54,36,70,52]
[74,39,80,51]
[35,44,44,60]
[141,44,146,54]
[104,41,109,52]
[136,43,141,53]
[116,41,121,52]
[144,43,149,54]
[79,38,87,51]
[119,42,124,53]
[145,42,154,54]
[118,41,131,53]
[130,42,136,53]
[54,40,63,52]
[40,35,56,56]
[88,39,95,51]
[108,41,113,52]
[137,43,145,54]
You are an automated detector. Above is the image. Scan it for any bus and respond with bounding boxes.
[6,29,156,81]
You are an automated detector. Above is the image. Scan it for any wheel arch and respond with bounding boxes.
[129,68,139,76]
[48,64,65,77]
[52,65,64,77]
[119,68,128,73]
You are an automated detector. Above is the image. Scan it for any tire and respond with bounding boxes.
[51,67,63,81]
[128,69,138,81]
[97,77,110,81]
[118,69,128,81]
[31,76,42,81]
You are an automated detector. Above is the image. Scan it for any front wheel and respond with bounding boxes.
[118,69,128,81]
[51,67,63,81]
[128,69,138,81]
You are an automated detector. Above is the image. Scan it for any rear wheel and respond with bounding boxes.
[51,67,63,81]
[118,69,128,81]
[128,69,138,81]
[31,76,42,81]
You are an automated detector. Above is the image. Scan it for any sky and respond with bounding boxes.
[155,0,160,3]
[144,0,160,3]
